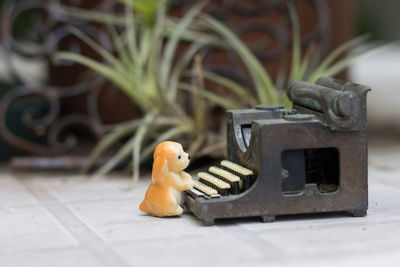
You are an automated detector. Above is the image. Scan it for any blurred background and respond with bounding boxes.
[1,2,399,266]
[0,0,398,174]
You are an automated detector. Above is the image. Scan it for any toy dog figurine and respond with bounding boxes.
[139,141,194,217]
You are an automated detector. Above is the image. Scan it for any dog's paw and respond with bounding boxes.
[184,178,194,190]
[168,206,183,216]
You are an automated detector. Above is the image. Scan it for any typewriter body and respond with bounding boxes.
[184,77,370,225]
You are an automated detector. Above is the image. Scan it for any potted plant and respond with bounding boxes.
[55,0,377,186]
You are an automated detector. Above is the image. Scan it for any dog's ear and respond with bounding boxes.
[152,143,169,185]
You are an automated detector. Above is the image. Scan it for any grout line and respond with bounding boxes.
[18,177,132,267]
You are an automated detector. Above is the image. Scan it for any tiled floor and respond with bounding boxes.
[1,143,400,267]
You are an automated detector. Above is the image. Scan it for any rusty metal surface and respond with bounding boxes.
[0,0,331,156]
[184,78,370,225]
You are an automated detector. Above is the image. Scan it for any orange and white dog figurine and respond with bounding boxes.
[139,141,194,217]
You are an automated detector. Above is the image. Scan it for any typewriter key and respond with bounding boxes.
[197,172,230,196]
[208,166,241,194]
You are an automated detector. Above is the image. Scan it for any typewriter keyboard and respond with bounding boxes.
[186,160,255,199]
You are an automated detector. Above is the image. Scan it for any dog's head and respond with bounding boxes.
[152,141,190,184]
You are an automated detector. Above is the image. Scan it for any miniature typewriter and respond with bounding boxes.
[184,77,370,225]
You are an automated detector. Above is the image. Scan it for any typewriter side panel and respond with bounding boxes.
[254,119,368,217]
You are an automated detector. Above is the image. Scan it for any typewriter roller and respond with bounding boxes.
[184,77,370,225]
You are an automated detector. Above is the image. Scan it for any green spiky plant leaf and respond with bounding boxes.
[118,0,158,23]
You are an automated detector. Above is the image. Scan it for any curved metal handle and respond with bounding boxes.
[289,85,356,129]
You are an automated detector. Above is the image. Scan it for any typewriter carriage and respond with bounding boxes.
[184,77,370,225]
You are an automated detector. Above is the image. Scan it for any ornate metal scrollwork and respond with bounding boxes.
[0,0,112,155]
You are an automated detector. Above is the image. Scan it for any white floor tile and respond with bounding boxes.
[0,205,78,253]
[0,248,103,267]
[0,173,38,207]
